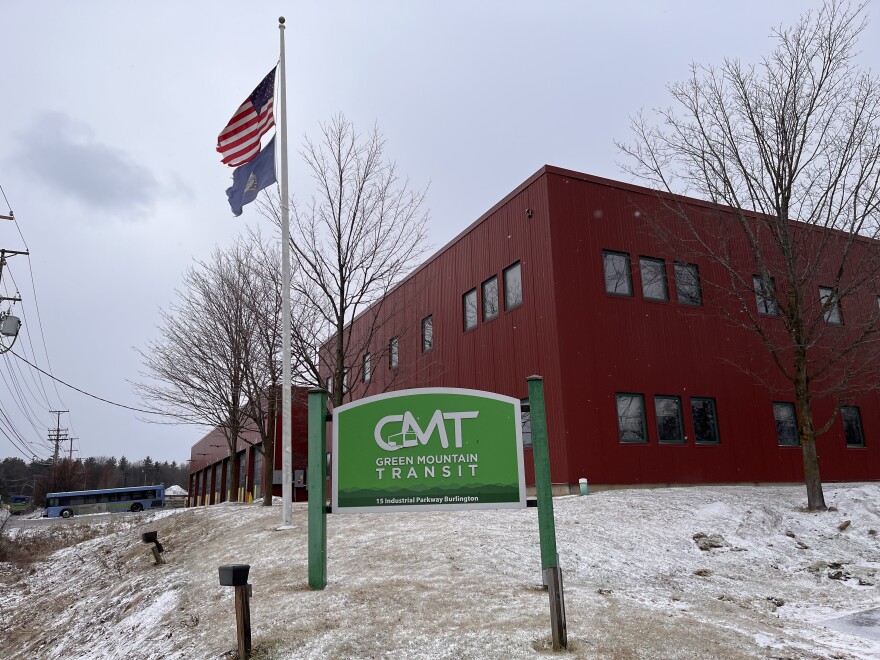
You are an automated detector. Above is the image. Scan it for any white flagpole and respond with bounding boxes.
[278,16,293,527]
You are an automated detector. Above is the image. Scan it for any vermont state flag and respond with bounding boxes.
[226,136,277,216]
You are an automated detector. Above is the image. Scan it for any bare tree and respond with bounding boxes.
[260,114,430,406]
[136,246,256,502]
[619,0,880,510]
[237,228,286,505]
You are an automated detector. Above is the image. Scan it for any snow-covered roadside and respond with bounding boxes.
[1,483,878,659]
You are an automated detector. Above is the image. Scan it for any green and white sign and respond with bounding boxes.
[332,388,526,513]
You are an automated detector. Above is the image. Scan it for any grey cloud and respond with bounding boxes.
[10,112,161,216]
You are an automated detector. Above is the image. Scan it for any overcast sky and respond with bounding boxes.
[1,1,878,466]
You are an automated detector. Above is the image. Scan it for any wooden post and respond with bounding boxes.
[527,375,567,650]
[308,388,328,589]
[233,584,252,659]
[544,566,567,650]
[150,545,166,565]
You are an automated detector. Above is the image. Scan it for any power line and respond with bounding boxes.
[0,354,49,447]
[0,424,39,460]
[0,183,80,446]
[9,349,169,416]
[4,267,55,407]
[0,408,45,459]
[0,182,28,250]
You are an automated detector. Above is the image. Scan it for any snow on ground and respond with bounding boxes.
[2,483,879,659]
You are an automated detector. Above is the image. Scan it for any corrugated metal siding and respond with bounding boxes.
[188,387,311,503]
[344,175,569,484]
[546,170,880,485]
[284,166,880,489]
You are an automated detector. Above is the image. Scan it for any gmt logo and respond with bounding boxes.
[374,410,479,451]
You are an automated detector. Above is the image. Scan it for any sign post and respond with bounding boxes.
[527,375,567,650]
[307,388,328,590]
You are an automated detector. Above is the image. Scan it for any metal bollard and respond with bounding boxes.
[219,564,252,659]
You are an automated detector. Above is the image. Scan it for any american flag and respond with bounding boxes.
[216,67,277,167]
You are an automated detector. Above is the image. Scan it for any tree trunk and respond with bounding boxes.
[801,434,826,511]
[229,451,240,503]
[263,391,276,506]
[795,369,827,511]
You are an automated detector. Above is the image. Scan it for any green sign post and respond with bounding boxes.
[307,388,328,590]
[527,375,567,649]
[332,388,527,513]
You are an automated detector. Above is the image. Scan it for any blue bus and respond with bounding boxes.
[44,485,165,518]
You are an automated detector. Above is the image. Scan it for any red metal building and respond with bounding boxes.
[332,165,880,492]
[187,387,310,507]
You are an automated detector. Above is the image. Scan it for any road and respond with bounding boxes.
[1,509,148,529]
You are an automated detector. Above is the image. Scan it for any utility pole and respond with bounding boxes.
[48,410,69,465]
[0,248,28,304]
[0,247,28,351]
[68,437,78,460]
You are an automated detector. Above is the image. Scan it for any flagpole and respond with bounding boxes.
[278,16,293,527]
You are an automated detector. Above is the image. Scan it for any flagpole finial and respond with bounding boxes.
[279,16,285,25]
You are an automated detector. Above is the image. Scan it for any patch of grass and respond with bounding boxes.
[0,520,103,567]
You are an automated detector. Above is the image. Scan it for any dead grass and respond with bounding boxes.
[0,516,122,567]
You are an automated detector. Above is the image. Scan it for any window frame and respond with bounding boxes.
[773,402,799,446]
[503,261,523,310]
[616,393,648,444]
[674,262,702,307]
[819,286,843,325]
[463,288,478,331]
[362,352,371,383]
[603,250,633,297]
[482,276,499,322]
[841,406,865,447]
[655,395,685,444]
[690,397,720,445]
[754,275,779,316]
[520,398,532,448]
[421,315,434,353]
[389,336,399,369]
[640,256,669,302]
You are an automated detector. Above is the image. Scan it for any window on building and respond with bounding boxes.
[463,289,477,331]
[819,286,843,325]
[362,353,371,382]
[773,402,799,446]
[325,376,332,393]
[754,275,778,316]
[640,257,669,301]
[422,315,433,352]
[504,261,523,309]
[389,336,399,369]
[253,449,263,490]
[675,262,702,306]
[482,276,499,321]
[616,393,647,443]
[691,397,719,444]
[342,368,349,393]
[520,398,532,448]
[603,251,632,296]
[655,395,684,443]
[841,406,865,447]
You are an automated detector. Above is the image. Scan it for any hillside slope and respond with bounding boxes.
[2,483,879,659]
